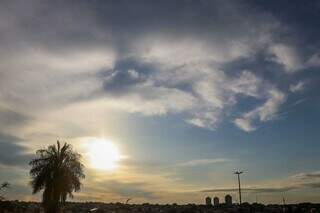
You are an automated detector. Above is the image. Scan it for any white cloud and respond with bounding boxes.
[177,158,232,167]
[258,89,286,121]
[21,48,115,73]
[234,88,286,131]
[269,44,303,73]
[100,64,265,131]
[291,171,320,180]
[307,53,320,67]
[104,84,197,116]
[139,37,253,68]
[290,81,306,93]
[186,110,221,130]
[234,117,257,132]
[228,71,261,97]
[186,70,262,129]
[192,71,227,109]
[268,47,320,73]
[127,69,140,79]
[0,46,116,114]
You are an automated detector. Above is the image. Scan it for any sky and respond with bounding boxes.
[0,0,320,205]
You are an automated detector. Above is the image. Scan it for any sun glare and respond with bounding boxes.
[86,138,121,171]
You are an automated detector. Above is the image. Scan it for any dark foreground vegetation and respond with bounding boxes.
[0,201,319,213]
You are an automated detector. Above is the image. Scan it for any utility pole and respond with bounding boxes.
[234,170,244,205]
[282,196,286,213]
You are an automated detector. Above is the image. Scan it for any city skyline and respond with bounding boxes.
[0,0,320,205]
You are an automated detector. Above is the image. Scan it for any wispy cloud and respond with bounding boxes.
[234,88,286,132]
[202,170,320,195]
[0,133,33,167]
[201,186,297,194]
[268,44,304,73]
[92,180,159,199]
[176,158,232,167]
[291,171,320,180]
[307,53,320,67]
[290,81,306,93]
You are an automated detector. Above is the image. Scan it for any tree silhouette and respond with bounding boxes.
[29,141,85,213]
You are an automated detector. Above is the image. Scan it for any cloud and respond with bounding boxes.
[268,44,304,73]
[291,171,320,180]
[0,106,30,127]
[103,69,147,95]
[228,71,261,98]
[303,182,320,189]
[307,53,320,67]
[103,181,158,199]
[268,45,320,73]
[87,180,159,200]
[258,89,286,121]
[233,118,257,132]
[201,186,297,194]
[176,158,232,167]
[100,63,262,129]
[0,0,316,145]
[0,133,32,167]
[184,70,263,130]
[290,81,306,93]
[289,171,320,190]
[103,84,197,116]
[201,170,320,194]
[0,46,115,111]
[234,88,286,132]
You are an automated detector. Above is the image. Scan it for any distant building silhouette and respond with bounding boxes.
[225,194,232,206]
[213,197,219,206]
[205,196,212,206]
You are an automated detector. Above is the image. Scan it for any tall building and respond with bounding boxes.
[213,197,219,206]
[225,194,232,206]
[205,196,212,206]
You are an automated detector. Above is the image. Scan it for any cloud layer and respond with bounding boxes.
[201,170,320,196]
[1,0,318,134]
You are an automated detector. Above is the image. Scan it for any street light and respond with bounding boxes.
[234,170,244,205]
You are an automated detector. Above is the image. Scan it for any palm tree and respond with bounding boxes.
[29,141,85,213]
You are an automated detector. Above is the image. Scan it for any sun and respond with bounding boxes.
[85,138,121,171]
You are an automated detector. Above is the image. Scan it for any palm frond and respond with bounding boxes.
[29,141,85,212]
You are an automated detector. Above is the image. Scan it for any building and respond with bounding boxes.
[213,197,219,206]
[205,196,212,206]
[225,194,232,206]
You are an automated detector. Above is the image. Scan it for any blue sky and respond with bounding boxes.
[0,0,320,204]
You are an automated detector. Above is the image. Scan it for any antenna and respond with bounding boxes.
[234,170,244,205]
